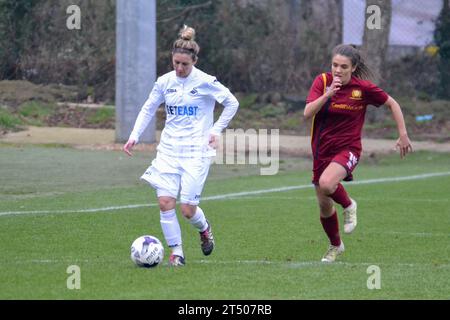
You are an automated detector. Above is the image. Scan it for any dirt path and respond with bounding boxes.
[1,126,450,154]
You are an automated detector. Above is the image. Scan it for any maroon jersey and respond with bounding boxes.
[306,72,388,159]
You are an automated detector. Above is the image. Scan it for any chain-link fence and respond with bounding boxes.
[0,0,447,100]
[344,0,443,60]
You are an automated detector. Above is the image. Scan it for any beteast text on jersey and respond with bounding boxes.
[165,105,199,116]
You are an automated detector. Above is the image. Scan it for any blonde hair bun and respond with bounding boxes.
[179,25,196,41]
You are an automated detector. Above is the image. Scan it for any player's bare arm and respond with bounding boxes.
[384,96,413,158]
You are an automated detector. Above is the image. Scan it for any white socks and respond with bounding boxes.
[160,207,209,258]
[160,209,183,257]
[188,206,208,233]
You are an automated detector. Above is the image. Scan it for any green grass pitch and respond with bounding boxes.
[0,144,449,299]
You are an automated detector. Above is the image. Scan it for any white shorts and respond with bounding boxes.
[140,152,212,205]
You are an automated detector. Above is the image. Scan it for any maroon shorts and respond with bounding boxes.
[312,150,360,185]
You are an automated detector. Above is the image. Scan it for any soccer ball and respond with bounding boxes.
[130,235,164,268]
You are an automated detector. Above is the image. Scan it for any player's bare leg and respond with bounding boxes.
[320,162,357,233]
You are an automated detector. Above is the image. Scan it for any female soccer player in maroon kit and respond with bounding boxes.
[304,44,413,262]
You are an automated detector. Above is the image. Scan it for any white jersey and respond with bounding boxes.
[129,66,239,157]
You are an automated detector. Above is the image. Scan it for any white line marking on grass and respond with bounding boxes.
[225,196,317,201]
[29,259,89,263]
[357,197,450,203]
[1,171,449,217]
[204,171,450,201]
[0,204,157,216]
[31,259,56,263]
[21,258,450,269]
[378,231,450,237]
[193,259,450,269]
[345,172,450,186]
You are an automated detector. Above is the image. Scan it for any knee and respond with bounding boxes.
[180,204,196,219]
[159,197,175,212]
[318,177,337,195]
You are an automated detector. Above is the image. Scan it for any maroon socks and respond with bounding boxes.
[330,183,352,209]
[320,211,341,246]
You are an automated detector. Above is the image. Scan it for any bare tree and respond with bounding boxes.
[362,0,392,84]
[294,0,343,89]
[298,0,342,54]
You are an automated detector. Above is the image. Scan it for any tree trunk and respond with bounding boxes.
[297,0,342,58]
[283,0,343,91]
[362,0,392,85]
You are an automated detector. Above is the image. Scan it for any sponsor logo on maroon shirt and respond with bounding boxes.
[306,72,388,159]
[349,89,363,100]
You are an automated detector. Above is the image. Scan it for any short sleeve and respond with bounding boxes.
[364,81,389,107]
[306,74,326,103]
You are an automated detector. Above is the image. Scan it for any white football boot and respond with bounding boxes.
[321,242,345,263]
[343,198,357,234]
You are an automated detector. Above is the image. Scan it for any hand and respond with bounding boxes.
[123,139,136,156]
[396,134,413,159]
[208,134,219,150]
[325,76,342,98]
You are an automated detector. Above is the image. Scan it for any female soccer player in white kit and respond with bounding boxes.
[123,25,239,266]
